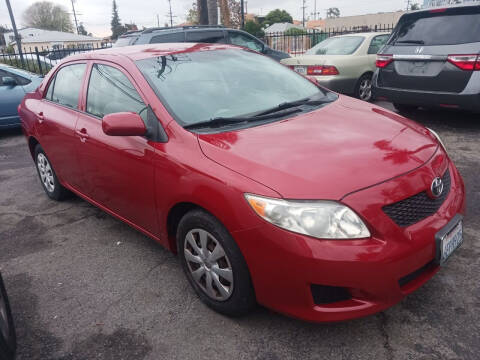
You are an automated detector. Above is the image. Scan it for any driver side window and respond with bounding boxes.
[86,64,148,123]
[229,31,263,52]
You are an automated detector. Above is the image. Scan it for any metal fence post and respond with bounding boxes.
[34,46,43,74]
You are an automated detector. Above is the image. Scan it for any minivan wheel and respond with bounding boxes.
[177,209,256,316]
[355,74,373,102]
[0,275,16,360]
[34,144,70,201]
[393,103,418,115]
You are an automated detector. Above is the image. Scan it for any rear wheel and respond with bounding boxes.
[393,103,418,116]
[34,144,70,201]
[177,209,256,316]
[355,73,373,102]
[0,274,16,360]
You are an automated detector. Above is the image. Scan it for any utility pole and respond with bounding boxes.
[71,0,79,34]
[166,0,175,27]
[301,0,307,27]
[406,0,411,11]
[157,14,160,27]
[5,0,23,63]
[240,0,245,28]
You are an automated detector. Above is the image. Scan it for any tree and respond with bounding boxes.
[77,23,88,36]
[186,2,200,24]
[197,0,209,25]
[326,7,340,18]
[410,3,421,10]
[188,0,241,27]
[111,0,126,40]
[219,0,231,27]
[263,9,293,27]
[22,1,73,32]
[226,0,242,28]
[244,20,264,37]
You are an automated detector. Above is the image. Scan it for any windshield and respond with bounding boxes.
[113,37,136,47]
[306,36,365,55]
[136,48,329,126]
[390,13,480,46]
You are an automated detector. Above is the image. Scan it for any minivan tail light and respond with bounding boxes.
[376,54,393,68]
[307,65,339,76]
[447,54,480,71]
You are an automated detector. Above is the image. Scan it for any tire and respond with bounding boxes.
[177,209,256,317]
[34,144,70,201]
[0,274,16,360]
[355,73,373,102]
[393,103,418,116]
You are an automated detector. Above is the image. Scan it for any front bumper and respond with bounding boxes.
[233,156,465,322]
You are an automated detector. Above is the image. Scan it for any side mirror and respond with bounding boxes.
[3,76,17,86]
[102,112,146,136]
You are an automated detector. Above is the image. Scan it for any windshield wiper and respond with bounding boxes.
[255,98,329,116]
[183,107,303,130]
[395,40,425,44]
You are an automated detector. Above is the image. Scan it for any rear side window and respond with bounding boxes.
[46,63,86,108]
[368,35,389,54]
[185,31,225,43]
[86,64,147,122]
[150,32,185,43]
[391,13,480,46]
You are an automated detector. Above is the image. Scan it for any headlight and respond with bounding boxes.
[245,194,370,239]
[427,128,447,154]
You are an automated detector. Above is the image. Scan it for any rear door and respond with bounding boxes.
[37,62,87,188]
[378,6,480,93]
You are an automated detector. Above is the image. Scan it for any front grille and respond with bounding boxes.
[383,169,451,227]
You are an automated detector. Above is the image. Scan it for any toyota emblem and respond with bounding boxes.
[431,177,444,198]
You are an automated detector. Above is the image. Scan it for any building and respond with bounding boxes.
[323,11,405,30]
[306,19,326,30]
[3,28,103,51]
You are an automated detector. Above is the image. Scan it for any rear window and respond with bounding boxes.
[390,12,480,46]
[306,36,365,55]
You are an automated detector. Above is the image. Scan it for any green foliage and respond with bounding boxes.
[284,28,307,36]
[111,0,126,40]
[326,7,340,18]
[263,9,293,27]
[410,3,421,10]
[186,2,199,24]
[22,1,73,32]
[244,20,264,38]
[77,23,88,36]
[0,58,52,75]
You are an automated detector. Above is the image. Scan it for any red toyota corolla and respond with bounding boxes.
[19,43,465,322]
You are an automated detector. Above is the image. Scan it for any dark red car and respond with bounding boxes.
[19,43,466,322]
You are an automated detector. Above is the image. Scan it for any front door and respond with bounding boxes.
[75,62,158,235]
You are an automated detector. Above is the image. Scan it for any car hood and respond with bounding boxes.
[281,55,349,66]
[197,96,438,200]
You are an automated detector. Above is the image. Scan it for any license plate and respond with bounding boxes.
[294,66,306,75]
[436,216,463,265]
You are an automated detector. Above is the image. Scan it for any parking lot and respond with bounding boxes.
[0,101,479,360]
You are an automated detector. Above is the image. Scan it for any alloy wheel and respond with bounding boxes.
[359,78,372,101]
[37,153,55,193]
[184,229,234,301]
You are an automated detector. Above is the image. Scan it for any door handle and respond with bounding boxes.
[37,111,44,123]
[75,128,89,142]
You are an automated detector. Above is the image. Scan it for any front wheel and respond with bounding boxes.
[177,209,256,316]
[355,73,373,102]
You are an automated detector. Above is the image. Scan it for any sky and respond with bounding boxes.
[0,0,408,38]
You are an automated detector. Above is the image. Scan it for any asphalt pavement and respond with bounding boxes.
[0,102,479,360]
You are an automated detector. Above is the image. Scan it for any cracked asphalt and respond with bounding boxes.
[0,102,479,360]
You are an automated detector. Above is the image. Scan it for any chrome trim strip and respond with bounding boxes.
[392,54,447,61]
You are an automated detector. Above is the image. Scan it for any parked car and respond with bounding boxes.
[281,32,390,101]
[114,25,290,62]
[19,43,465,323]
[0,64,43,129]
[0,272,16,360]
[373,4,480,114]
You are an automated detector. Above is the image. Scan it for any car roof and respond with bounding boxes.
[64,43,245,63]
[118,25,227,38]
